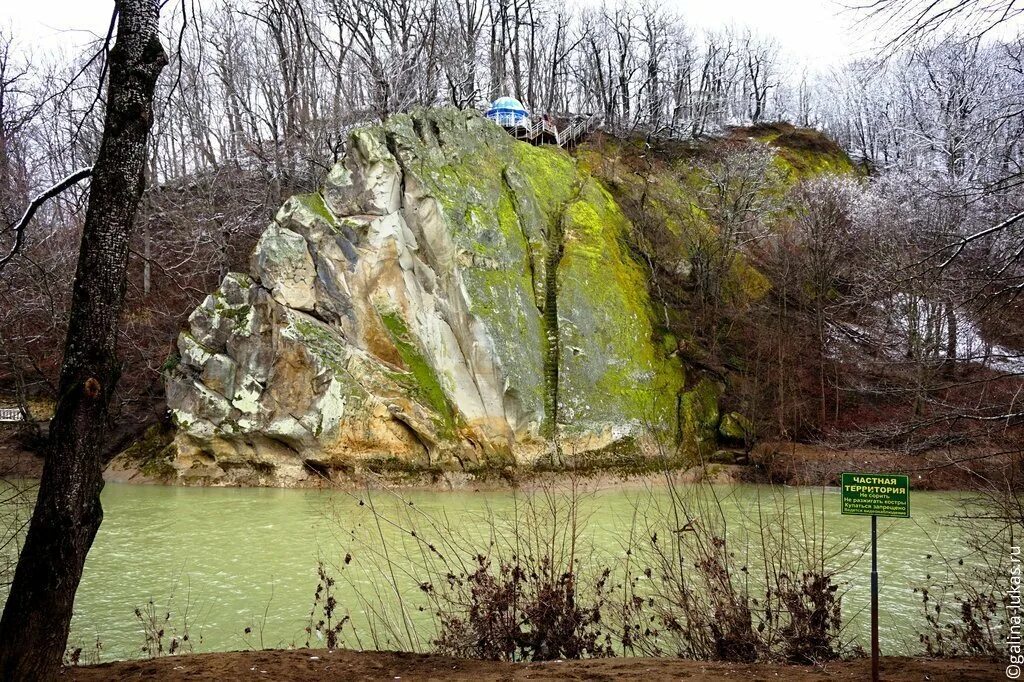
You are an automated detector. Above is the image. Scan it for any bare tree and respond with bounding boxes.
[784,176,860,424]
[683,143,781,334]
[0,1,166,678]
[852,0,1024,54]
[741,30,779,124]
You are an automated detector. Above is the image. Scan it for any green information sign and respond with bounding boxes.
[841,472,911,681]
[840,472,910,518]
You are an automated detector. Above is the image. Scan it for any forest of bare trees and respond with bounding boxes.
[0,0,1022,449]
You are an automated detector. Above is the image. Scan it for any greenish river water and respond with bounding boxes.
[0,481,987,661]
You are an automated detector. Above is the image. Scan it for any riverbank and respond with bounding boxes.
[4,420,1018,491]
[746,441,1020,490]
[84,441,1024,493]
[62,649,1003,681]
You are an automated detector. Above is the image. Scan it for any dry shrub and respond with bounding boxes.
[132,594,197,658]
[917,581,1001,657]
[305,559,349,649]
[434,554,613,661]
[318,471,856,665]
[775,570,844,663]
[914,466,1022,659]
[620,475,853,664]
[318,482,616,660]
[426,486,615,661]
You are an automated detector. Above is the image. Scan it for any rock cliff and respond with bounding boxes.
[163,108,684,484]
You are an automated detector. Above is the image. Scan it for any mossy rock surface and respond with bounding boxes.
[679,378,723,458]
[114,423,178,481]
[379,109,684,448]
[378,310,458,436]
[719,411,754,443]
[739,122,856,179]
[556,177,684,435]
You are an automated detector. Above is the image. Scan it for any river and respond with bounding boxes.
[0,480,988,662]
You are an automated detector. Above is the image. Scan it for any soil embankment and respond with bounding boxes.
[63,649,1002,681]
[748,441,1019,490]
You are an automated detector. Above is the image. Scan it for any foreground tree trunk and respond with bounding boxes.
[0,2,166,679]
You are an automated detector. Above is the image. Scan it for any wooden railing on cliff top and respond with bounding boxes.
[488,111,602,148]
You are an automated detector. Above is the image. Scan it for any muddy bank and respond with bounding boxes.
[96,440,1024,492]
[4,424,1017,492]
[62,649,1002,681]
[748,441,1021,490]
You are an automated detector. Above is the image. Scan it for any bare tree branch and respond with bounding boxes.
[0,167,92,273]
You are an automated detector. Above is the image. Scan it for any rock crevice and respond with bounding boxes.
[540,179,583,442]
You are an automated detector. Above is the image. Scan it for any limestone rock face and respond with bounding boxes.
[164,108,684,484]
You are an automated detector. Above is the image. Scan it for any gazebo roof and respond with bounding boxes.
[486,96,529,114]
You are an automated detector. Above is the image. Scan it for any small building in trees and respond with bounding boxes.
[485,96,530,128]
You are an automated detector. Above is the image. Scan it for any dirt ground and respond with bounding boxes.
[62,649,1003,681]
[747,441,1019,490]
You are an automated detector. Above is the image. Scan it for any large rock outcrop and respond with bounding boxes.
[164,108,684,484]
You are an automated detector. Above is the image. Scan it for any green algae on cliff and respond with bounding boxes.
[556,177,684,439]
[679,378,724,458]
[378,310,458,435]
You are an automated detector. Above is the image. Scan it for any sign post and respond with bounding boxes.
[840,473,910,682]
[872,513,878,682]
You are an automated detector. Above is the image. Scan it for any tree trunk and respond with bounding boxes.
[943,300,958,377]
[143,218,152,296]
[0,2,166,679]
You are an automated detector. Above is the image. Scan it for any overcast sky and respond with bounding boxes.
[671,0,872,65]
[3,0,880,69]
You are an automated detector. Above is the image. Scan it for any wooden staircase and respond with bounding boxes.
[489,112,601,148]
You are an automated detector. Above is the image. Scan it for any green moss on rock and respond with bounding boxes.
[379,310,457,434]
[679,378,723,458]
[290,316,356,380]
[296,192,337,226]
[556,177,685,435]
[719,411,754,442]
[119,423,178,481]
[741,122,856,179]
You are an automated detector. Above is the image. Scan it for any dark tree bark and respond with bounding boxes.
[0,2,166,679]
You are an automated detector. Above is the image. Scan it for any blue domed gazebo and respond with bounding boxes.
[485,96,530,127]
